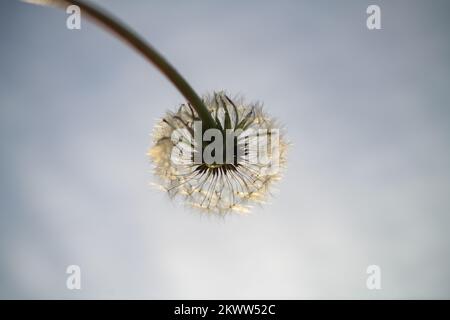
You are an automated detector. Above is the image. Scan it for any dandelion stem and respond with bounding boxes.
[24,0,218,129]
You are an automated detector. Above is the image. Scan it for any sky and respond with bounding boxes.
[1,0,450,299]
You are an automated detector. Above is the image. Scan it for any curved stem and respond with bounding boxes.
[24,0,217,129]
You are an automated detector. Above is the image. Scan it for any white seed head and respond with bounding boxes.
[148,91,287,214]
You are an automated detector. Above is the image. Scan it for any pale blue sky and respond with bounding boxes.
[1,0,450,298]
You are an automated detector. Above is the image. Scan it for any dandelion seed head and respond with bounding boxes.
[149,91,287,214]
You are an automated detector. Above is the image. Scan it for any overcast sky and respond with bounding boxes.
[1,0,450,298]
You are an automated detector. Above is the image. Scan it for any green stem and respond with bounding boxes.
[26,0,217,130]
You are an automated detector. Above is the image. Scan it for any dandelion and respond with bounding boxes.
[25,0,287,214]
[150,92,287,213]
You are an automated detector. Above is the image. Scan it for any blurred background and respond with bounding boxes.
[1,0,450,299]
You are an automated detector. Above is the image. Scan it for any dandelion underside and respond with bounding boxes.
[149,92,287,214]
